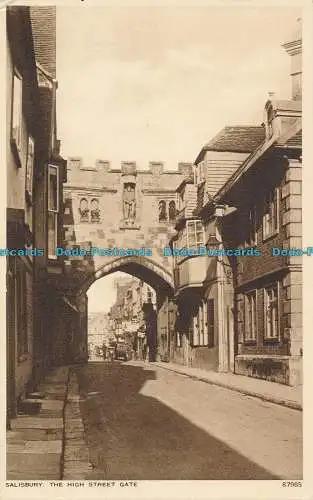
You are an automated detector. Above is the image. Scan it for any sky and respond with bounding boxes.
[56,5,301,170]
[87,271,130,313]
[55,5,301,313]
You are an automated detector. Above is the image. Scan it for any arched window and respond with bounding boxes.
[90,198,100,222]
[158,200,167,221]
[79,198,89,222]
[168,200,176,221]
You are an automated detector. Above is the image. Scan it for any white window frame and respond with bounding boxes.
[25,135,34,204]
[263,187,279,240]
[244,290,257,341]
[48,165,59,212]
[48,165,59,260]
[264,283,280,340]
[186,219,205,249]
[11,69,23,160]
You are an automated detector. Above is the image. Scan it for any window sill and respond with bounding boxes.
[263,229,279,243]
[243,339,257,345]
[263,337,280,344]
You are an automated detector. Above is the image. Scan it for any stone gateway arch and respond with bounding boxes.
[59,158,192,363]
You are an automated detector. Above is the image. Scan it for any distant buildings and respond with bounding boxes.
[88,312,109,359]
[108,278,156,359]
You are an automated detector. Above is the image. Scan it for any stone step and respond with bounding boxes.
[17,400,42,416]
[10,416,63,430]
[7,440,62,454]
[7,428,63,442]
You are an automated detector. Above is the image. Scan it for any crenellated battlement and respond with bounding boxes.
[66,157,193,177]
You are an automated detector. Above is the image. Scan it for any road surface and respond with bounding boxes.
[74,361,302,480]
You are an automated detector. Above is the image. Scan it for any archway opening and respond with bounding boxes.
[84,259,174,364]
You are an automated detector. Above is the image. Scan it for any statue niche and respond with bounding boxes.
[90,198,100,223]
[79,198,89,222]
[123,183,136,223]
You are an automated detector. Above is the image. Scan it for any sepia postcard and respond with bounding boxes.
[1,1,312,499]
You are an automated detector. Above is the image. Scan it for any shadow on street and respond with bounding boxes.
[75,362,279,480]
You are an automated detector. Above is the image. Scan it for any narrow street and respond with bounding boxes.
[74,361,302,480]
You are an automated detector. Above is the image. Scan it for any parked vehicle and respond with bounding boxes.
[115,339,131,361]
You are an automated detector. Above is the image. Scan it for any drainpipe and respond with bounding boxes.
[215,205,228,372]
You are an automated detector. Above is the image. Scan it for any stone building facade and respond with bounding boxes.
[6,6,68,423]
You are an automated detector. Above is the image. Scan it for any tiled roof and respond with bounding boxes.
[29,7,56,78]
[285,129,302,148]
[198,126,265,158]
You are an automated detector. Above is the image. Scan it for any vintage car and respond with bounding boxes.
[115,339,131,361]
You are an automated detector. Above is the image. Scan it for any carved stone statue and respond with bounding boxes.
[123,184,136,221]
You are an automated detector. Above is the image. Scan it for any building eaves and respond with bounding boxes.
[195,126,265,164]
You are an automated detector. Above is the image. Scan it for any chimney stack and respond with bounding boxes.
[282,17,302,101]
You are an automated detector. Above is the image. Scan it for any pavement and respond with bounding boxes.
[6,366,69,480]
[153,361,303,411]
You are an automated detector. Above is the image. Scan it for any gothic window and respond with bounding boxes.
[79,198,89,222]
[158,200,167,221]
[90,198,100,223]
[168,200,176,221]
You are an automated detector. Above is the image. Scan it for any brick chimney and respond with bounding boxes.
[282,18,302,101]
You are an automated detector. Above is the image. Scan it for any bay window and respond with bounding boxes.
[186,220,205,248]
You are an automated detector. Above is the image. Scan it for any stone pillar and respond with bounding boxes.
[281,157,302,385]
